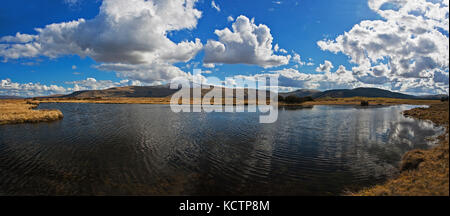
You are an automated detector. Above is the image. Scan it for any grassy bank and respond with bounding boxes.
[36,96,442,106]
[35,97,173,104]
[0,99,63,125]
[35,97,258,105]
[353,102,449,196]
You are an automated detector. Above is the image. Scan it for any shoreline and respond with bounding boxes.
[353,102,449,196]
[1,97,443,125]
[33,96,442,106]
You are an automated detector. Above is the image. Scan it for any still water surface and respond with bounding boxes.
[0,103,443,195]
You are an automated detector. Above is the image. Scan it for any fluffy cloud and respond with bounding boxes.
[317,0,449,94]
[0,33,37,43]
[95,63,188,83]
[273,66,359,90]
[66,78,143,92]
[203,63,216,68]
[274,44,288,54]
[292,52,305,66]
[0,77,145,97]
[1,78,67,97]
[222,60,447,94]
[204,15,291,68]
[0,0,203,83]
[222,64,359,91]
[315,60,333,73]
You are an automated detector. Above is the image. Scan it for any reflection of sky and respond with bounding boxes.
[0,104,444,195]
[255,105,444,193]
[303,105,443,182]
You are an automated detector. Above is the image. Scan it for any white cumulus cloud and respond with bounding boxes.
[0,77,146,97]
[315,60,333,73]
[225,65,359,91]
[1,78,67,97]
[317,0,449,94]
[292,52,305,66]
[204,15,291,68]
[0,0,203,83]
[66,78,143,92]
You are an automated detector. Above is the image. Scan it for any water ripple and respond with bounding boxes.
[0,104,443,195]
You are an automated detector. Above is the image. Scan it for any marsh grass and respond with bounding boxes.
[0,99,63,125]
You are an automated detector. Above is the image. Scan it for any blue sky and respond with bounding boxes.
[0,0,448,97]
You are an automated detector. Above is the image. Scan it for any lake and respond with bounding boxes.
[0,103,443,195]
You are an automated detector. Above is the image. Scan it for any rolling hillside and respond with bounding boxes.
[279,89,321,98]
[59,85,272,99]
[62,85,180,98]
[39,85,446,101]
[311,88,445,100]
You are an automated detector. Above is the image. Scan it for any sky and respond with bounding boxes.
[0,0,449,97]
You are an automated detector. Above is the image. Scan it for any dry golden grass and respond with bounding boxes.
[353,102,449,196]
[35,97,173,104]
[0,99,63,125]
[36,97,263,105]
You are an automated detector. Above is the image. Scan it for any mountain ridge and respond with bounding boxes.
[26,86,447,100]
[311,87,446,100]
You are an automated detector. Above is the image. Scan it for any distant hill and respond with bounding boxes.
[277,87,446,100]
[193,87,272,99]
[311,87,441,100]
[414,94,448,100]
[58,85,272,99]
[49,85,445,101]
[33,94,65,99]
[279,89,321,98]
[62,85,179,98]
